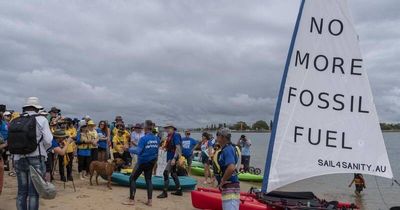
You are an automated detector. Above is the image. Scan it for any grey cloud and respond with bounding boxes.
[0,0,399,127]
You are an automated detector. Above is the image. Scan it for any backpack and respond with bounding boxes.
[8,114,40,155]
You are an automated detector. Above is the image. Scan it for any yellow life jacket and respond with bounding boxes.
[212,144,241,176]
[113,135,127,153]
[77,133,91,150]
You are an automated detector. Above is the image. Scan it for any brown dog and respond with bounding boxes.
[89,158,125,189]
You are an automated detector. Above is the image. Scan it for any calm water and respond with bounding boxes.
[191,132,400,209]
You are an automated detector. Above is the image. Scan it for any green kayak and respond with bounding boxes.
[110,172,197,190]
[190,167,263,182]
[191,166,210,176]
[191,160,204,168]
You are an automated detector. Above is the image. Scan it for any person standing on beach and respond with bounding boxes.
[237,135,251,173]
[64,118,77,181]
[217,128,240,210]
[10,97,53,210]
[87,120,99,161]
[181,130,198,174]
[1,111,11,172]
[200,132,213,184]
[123,120,159,206]
[96,121,109,162]
[130,123,145,166]
[0,136,6,195]
[76,120,92,180]
[157,124,183,198]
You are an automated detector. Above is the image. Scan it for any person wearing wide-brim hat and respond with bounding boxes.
[48,129,74,182]
[163,123,177,131]
[87,120,99,162]
[15,97,53,210]
[157,123,183,198]
[48,107,62,128]
[76,120,93,180]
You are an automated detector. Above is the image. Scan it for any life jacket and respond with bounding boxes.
[165,132,181,153]
[213,144,241,176]
[77,132,91,150]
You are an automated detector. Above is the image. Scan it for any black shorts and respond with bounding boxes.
[201,153,209,165]
[98,147,107,152]
[355,184,364,192]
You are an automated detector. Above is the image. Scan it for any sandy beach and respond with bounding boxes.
[0,170,261,210]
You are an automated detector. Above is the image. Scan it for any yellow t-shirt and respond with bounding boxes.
[66,127,77,153]
[112,135,127,153]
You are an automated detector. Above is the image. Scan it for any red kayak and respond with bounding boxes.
[191,187,358,210]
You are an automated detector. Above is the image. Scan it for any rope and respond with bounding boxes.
[374,176,390,209]
[392,179,400,187]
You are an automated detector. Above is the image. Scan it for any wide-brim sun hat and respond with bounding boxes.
[3,111,11,116]
[49,107,61,113]
[163,123,177,130]
[53,129,68,138]
[87,120,96,126]
[23,97,43,109]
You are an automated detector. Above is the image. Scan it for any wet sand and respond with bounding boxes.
[0,170,261,210]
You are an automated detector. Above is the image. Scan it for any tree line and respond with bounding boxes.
[380,123,400,131]
[192,120,272,132]
[192,121,400,132]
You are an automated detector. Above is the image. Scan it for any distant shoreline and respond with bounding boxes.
[382,130,400,133]
[189,130,271,133]
[189,130,400,133]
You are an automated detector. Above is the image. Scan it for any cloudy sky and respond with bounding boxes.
[0,0,398,128]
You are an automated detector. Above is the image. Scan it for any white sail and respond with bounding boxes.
[263,0,393,192]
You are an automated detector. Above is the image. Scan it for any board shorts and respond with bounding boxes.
[183,154,193,166]
[221,182,240,210]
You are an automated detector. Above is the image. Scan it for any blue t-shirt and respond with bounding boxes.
[129,132,160,165]
[0,121,9,141]
[96,128,108,149]
[239,139,251,156]
[46,139,60,153]
[166,132,181,161]
[181,137,198,157]
[218,144,239,183]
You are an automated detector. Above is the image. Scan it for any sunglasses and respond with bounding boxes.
[185,133,190,135]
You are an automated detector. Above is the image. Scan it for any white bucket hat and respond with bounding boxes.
[3,111,11,116]
[23,97,43,109]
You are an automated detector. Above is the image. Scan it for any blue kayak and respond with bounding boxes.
[111,172,197,191]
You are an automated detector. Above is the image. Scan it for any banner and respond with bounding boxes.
[263,0,393,192]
